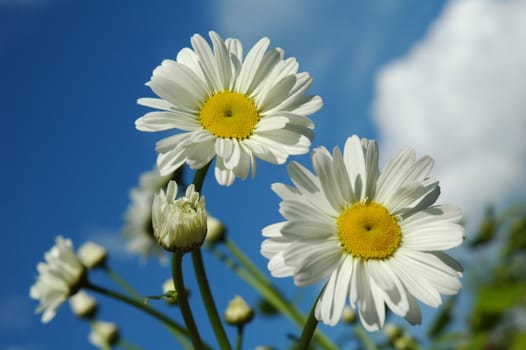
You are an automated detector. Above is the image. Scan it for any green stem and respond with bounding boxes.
[103,266,143,300]
[119,340,145,350]
[172,252,204,350]
[97,269,193,350]
[192,248,232,350]
[192,161,212,193]
[296,299,319,350]
[235,325,244,350]
[211,245,338,350]
[354,327,379,350]
[84,282,189,342]
[189,159,231,349]
[224,238,270,287]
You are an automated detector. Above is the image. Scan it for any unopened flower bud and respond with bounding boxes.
[69,291,97,319]
[77,241,107,269]
[161,278,189,305]
[205,215,226,245]
[342,306,356,324]
[224,295,254,326]
[394,335,416,350]
[384,323,403,340]
[152,181,207,252]
[89,321,119,349]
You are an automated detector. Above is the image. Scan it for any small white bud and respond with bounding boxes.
[77,241,107,269]
[205,215,226,244]
[69,290,97,319]
[384,323,403,340]
[342,306,356,324]
[89,321,119,349]
[224,295,254,326]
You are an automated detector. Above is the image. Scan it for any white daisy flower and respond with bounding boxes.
[30,236,87,323]
[152,181,207,251]
[123,166,172,263]
[261,135,465,331]
[135,31,322,186]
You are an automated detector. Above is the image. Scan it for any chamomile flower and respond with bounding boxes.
[136,31,322,186]
[123,167,172,263]
[30,236,87,323]
[261,135,465,331]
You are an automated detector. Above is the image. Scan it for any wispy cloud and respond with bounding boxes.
[1,346,39,350]
[0,295,33,334]
[84,228,131,261]
[212,1,441,143]
[212,0,408,87]
[372,0,526,225]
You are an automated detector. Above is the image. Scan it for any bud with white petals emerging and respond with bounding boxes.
[69,290,98,319]
[77,241,107,269]
[29,236,87,323]
[152,181,207,252]
[89,321,119,349]
[224,295,254,326]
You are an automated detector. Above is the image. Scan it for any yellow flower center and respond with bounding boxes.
[337,202,401,260]
[199,91,260,139]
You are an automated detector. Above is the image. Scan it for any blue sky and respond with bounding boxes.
[2,0,526,349]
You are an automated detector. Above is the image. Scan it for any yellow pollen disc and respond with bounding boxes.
[199,91,260,139]
[337,202,401,260]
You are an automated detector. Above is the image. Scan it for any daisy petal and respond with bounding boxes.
[316,256,353,325]
[236,37,270,93]
[286,239,341,286]
[356,262,384,331]
[136,111,200,132]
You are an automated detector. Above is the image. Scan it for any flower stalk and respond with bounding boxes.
[84,280,202,349]
[171,251,204,350]
[296,298,320,350]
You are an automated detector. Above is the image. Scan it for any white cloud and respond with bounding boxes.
[2,346,38,350]
[372,0,526,226]
[84,229,131,261]
[0,295,32,333]
[212,0,408,93]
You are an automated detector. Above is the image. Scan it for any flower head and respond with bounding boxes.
[69,290,98,319]
[205,215,227,245]
[77,241,107,269]
[123,166,172,263]
[224,295,255,326]
[136,31,322,186]
[152,181,207,251]
[30,236,87,323]
[261,135,465,331]
[89,321,119,349]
